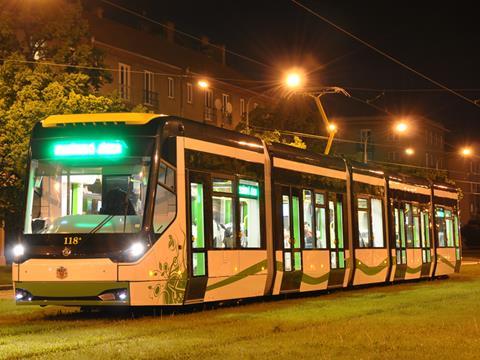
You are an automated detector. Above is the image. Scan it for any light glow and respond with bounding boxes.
[405,148,415,155]
[461,147,473,156]
[13,244,25,257]
[128,242,145,258]
[395,122,408,133]
[327,123,337,132]
[198,80,209,89]
[285,72,302,88]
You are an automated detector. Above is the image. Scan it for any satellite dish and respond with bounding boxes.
[226,102,233,114]
[214,99,222,110]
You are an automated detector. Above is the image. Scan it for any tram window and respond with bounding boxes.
[283,195,291,249]
[158,163,167,184]
[331,251,337,269]
[357,198,370,248]
[165,167,175,190]
[303,190,314,248]
[336,199,344,249]
[371,198,384,247]
[445,209,454,247]
[292,195,301,249]
[239,179,261,248]
[405,204,414,248]
[213,179,233,193]
[284,252,292,272]
[190,183,205,249]
[413,206,420,248]
[329,200,336,248]
[436,208,446,247]
[192,252,206,276]
[422,211,430,248]
[153,184,176,234]
[394,208,401,248]
[212,201,234,248]
[454,214,460,247]
[315,194,327,248]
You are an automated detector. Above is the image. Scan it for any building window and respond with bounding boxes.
[240,98,246,118]
[143,70,154,105]
[168,77,174,99]
[187,82,193,104]
[222,93,230,112]
[118,63,131,100]
[204,89,214,121]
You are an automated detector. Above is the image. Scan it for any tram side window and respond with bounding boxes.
[436,207,447,247]
[405,203,414,247]
[303,190,315,248]
[315,193,327,248]
[371,198,384,247]
[445,209,454,247]
[357,197,384,248]
[412,206,421,248]
[191,182,206,276]
[153,163,176,234]
[212,179,235,248]
[239,179,261,248]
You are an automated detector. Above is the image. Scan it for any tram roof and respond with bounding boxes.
[41,113,166,127]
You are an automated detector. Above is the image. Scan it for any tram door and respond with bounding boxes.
[185,172,209,303]
[420,209,432,276]
[393,205,407,279]
[280,186,303,292]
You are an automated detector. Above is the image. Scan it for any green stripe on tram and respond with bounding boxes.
[301,272,330,285]
[355,258,389,276]
[205,259,268,292]
[437,254,456,270]
[405,264,423,274]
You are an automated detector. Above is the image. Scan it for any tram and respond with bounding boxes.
[12,113,461,307]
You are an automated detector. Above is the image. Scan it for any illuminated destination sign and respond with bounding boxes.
[238,184,259,198]
[53,141,125,157]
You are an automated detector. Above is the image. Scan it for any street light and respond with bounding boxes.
[395,122,408,133]
[198,80,209,89]
[461,147,473,157]
[405,147,415,156]
[284,70,349,155]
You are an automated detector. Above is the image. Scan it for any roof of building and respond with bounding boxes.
[86,13,253,87]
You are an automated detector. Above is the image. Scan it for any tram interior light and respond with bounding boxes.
[13,244,25,257]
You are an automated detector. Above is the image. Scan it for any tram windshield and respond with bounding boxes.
[24,157,150,234]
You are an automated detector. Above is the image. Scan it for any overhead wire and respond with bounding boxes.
[290,0,480,109]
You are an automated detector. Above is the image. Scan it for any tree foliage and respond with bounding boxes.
[0,0,126,229]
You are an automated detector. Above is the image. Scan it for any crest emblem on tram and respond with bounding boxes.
[56,266,68,279]
[62,246,72,257]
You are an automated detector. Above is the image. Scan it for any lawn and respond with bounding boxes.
[1,266,480,359]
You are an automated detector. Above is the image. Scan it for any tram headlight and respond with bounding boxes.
[15,289,33,302]
[127,242,146,259]
[12,244,25,258]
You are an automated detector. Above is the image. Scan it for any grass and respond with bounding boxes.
[1,266,480,359]
[0,266,11,285]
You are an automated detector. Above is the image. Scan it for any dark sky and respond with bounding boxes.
[112,0,480,141]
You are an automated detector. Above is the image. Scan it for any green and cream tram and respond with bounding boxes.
[12,113,461,307]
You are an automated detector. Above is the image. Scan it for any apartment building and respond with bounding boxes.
[334,115,448,169]
[84,2,266,129]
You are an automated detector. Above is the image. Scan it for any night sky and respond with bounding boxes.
[110,0,480,141]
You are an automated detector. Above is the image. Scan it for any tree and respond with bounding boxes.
[0,0,128,235]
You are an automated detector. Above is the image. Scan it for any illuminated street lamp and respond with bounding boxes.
[284,69,349,155]
[461,147,473,157]
[394,121,409,134]
[198,79,209,89]
[405,147,415,156]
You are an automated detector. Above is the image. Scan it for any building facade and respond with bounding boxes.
[84,2,266,130]
[334,115,448,170]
